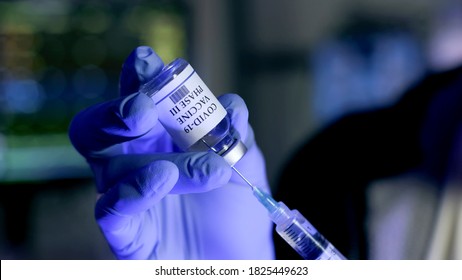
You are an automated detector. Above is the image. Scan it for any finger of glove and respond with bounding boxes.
[95,160,178,231]
[218,94,270,190]
[218,93,252,145]
[119,46,164,96]
[98,152,232,194]
[69,92,158,158]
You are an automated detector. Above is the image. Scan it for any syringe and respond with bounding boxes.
[232,167,347,260]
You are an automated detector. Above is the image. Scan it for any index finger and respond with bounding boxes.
[119,46,164,96]
[69,46,164,158]
[68,92,158,158]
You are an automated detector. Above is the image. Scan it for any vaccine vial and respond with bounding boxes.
[140,58,247,166]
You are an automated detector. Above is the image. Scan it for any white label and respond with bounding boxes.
[150,64,227,150]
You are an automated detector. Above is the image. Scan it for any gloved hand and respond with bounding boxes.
[68,46,274,259]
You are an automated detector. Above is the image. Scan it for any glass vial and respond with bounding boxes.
[140,58,247,166]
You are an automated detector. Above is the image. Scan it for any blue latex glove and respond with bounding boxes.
[68,46,275,260]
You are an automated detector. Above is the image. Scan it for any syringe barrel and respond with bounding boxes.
[274,207,346,260]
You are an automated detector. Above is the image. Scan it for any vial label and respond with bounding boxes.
[150,64,227,150]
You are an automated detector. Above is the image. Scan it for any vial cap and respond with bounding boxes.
[222,140,247,166]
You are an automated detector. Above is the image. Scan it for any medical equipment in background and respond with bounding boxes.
[140,57,346,260]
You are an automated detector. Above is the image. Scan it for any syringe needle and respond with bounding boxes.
[231,166,254,189]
